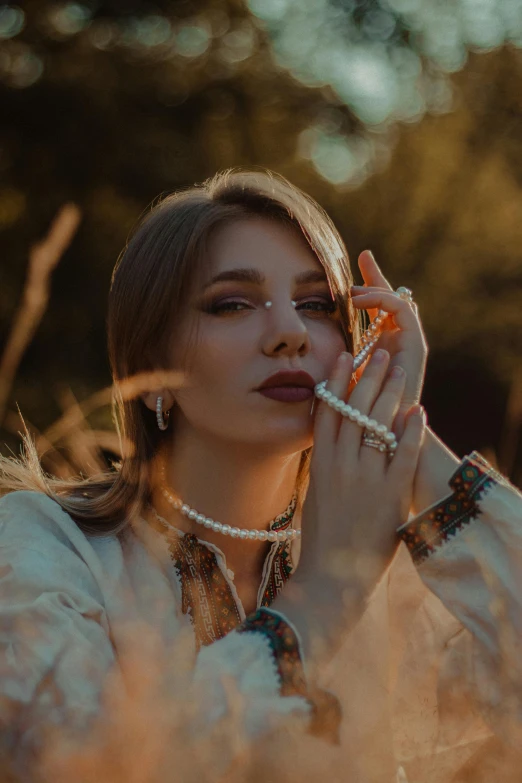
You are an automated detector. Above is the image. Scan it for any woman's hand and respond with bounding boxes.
[350,250,462,518]
[300,347,425,586]
[350,250,428,439]
[274,347,426,664]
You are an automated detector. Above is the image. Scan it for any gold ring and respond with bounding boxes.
[361,434,395,458]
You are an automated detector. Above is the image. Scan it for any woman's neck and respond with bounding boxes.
[149,430,302,579]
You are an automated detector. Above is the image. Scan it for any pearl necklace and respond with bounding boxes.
[351,286,414,372]
[313,307,398,452]
[353,308,388,371]
[156,459,300,543]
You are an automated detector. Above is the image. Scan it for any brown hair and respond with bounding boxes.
[0,168,361,535]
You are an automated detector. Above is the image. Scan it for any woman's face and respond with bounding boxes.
[170,217,347,454]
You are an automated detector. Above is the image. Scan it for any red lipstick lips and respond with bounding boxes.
[256,370,316,402]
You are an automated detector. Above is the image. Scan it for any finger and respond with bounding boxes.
[354,251,386,322]
[387,405,426,517]
[351,285,395,325]
[351,285,392,295]
[358,250,394,291]
[350,291,418,332]
[355,365,407,468]
[393,397,426,440]
[314,351,354,446]
[338,348,391,461]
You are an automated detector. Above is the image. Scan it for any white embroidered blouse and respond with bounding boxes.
[1,451,522,782]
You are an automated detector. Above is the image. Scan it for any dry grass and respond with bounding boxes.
[11,621,352,783]
[0,204,81,425]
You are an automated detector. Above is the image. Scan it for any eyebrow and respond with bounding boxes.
[202,268,329,290]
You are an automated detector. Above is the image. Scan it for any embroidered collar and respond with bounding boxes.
[155,516,296,651]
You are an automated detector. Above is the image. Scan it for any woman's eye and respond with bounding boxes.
[203,298,337,316]
[298,299,337,315]
[205,299,252,314]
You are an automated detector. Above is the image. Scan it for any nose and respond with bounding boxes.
[261,300,311,358]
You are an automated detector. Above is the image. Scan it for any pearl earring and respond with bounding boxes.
[156,396,170,431]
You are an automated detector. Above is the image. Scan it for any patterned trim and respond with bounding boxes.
[166,530,294,651]
[260,542,293,607]
[399,451,501,565]
[236,607,307,698]
[167,533,242,650]
[270,495,298,531]
[236,608,343,742]
[167,529,342,740]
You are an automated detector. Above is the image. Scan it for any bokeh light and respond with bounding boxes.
[46,2,92,36]
[0,4,24,39]
[0,41,43,87]
[247,0,522,183]
[175,22,211,59]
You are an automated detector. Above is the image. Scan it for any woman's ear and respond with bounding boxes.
[140,390,175,413]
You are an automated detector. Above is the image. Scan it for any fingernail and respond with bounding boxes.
[373,349,388,363]
[337,351,349,367]
[411,404,426,423]
[368,250,376,262]
[390,365,404,378]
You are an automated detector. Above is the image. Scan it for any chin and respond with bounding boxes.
[262,427,313,453]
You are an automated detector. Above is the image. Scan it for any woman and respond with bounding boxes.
[1,168,521,782]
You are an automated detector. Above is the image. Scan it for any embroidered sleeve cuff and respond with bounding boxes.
[397,450,506,566]
[237,607,342,743]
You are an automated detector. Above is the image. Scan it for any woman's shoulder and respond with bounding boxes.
[0,490,131,607]
[0,490,171,598]
[0,489,99,560]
